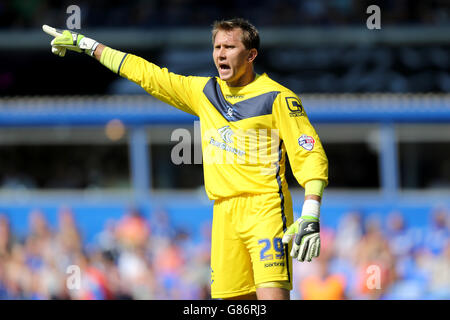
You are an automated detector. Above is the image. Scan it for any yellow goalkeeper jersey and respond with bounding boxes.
[118,53,328,200]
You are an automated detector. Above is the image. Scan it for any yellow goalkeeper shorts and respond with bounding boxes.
[210,189,294,299]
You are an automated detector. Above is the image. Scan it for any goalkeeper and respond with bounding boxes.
[43,19,328,300]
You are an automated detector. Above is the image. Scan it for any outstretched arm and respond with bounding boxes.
[43,25,203,116]
[93,43,106,61]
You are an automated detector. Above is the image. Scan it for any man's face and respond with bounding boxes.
[213,28,255,86]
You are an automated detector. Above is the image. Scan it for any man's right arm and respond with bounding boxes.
[96,43,199,116]
[93,43,106,60]
[44,26,202,116]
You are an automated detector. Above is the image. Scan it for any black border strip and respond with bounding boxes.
[275,140,290,283]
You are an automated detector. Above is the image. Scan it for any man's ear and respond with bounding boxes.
[248,48,258,63]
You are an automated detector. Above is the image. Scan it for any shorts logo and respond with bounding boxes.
[298,134,315,151]
[285,97,305,117]
[264,261,285,268]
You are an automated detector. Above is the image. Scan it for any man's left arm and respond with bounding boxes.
[272,92,329,262]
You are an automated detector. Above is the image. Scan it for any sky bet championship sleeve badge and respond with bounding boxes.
[298,134,315,151]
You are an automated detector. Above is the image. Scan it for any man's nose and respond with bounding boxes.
[218,47,226,59]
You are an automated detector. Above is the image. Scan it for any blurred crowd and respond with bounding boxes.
[0,0,448,29]
[0,205,448,300]
[292,207,450,300]
[0,207,212,299]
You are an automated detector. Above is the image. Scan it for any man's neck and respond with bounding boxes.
[226,71,256,88]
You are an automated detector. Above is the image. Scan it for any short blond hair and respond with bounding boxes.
[211,18,260,51]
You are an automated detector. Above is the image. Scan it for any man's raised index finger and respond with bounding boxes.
[42,25,63,37]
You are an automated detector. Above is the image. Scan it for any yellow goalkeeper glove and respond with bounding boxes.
[42,25,99,57]
[282,199,321,262]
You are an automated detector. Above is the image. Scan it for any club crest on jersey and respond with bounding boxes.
[209,126,246,157]
[217,125,234,143]
[298,134,315,151]
[285,97,305,117]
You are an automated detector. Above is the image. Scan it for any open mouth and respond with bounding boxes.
[219,63,230,71]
